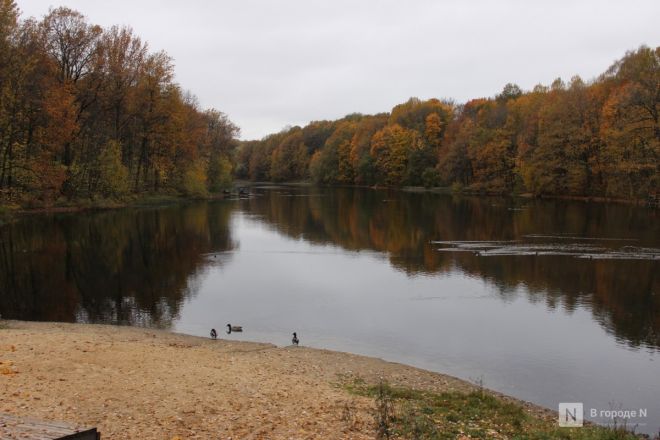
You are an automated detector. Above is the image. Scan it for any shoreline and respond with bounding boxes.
[0,320,563,439]
[243,181,656,207]
[0,193,232,226]
[2,182,654,227]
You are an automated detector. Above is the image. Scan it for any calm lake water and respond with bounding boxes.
[1,186,658,433]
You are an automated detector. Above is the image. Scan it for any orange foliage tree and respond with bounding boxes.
[0,4,239,204]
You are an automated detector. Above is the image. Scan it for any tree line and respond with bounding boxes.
[0,1,239,206]
[236,46,659,200]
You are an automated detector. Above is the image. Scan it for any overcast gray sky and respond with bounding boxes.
[18,1,660,140]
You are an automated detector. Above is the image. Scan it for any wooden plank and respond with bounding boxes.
[0,413,99,439]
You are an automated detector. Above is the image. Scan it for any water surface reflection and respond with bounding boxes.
[1,187,658,432]
[0,203,235,326]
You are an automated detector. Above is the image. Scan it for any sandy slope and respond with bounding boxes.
[0,321,538,439]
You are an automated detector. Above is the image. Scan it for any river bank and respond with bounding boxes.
[1,182,654,229]
[0,321,473,439]
[0,321,647,439]
[0,192,233,226]
[240,181,656,207]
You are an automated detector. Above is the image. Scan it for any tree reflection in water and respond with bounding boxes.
[0,202,236,328]
[241,187,659,350]
[1,187,657,349]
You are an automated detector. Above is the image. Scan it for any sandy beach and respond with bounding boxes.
[0,321,554,439]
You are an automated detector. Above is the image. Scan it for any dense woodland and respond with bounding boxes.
[0,1,238,206]
[237,47,659,200]
[1,0,657,206]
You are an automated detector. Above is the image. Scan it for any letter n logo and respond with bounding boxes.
[558,403,584,427]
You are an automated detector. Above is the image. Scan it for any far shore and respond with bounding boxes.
[0,321,562,439]
[232,180,657,207]
[1,180,654,227]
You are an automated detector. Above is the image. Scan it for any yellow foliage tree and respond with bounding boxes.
[370,124,418,186]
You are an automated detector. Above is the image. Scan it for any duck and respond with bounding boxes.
[210,328,217,340]
[227,324,243,334]
[292,332,299,346]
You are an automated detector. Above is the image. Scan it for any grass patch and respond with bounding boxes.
[342,378,646,440]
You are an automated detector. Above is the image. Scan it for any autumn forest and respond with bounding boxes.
[0,1,238,206]
[238,47,659,200]
[1,0,658,207]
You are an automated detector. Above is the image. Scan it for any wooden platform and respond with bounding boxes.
[0,413,99,439]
